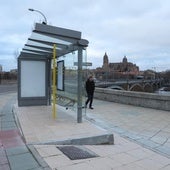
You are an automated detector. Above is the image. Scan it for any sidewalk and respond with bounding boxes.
[0,93,50,170]
[14,100,170,170]
[85,99,170,158]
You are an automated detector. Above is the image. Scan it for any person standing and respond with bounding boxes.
[85,76,95,109]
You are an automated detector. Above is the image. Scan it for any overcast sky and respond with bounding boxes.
[0,0,170,71]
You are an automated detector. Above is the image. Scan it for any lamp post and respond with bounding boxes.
[28,8,47,25]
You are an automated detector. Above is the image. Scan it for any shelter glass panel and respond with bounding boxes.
[56,50,87,112]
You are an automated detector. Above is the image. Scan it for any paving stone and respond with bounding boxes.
[27,168,43,170]
[1,126,17,130]
[134,137,161,149]
[0,129,24,149]
[0,155,8,165]
[0,147,6,156]
[156,145,170,158]
[150,136,168,145]
[2,121,16,127]
[0,163,10,170]
[2,114,15,122]
[111,126,127,134]
[121,131,143,140]
[8,152,39,170]
[6,146,28,156]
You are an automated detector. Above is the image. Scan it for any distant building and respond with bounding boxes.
[95,53,140,80]
[10,69,17,74]
[102,52,139,73]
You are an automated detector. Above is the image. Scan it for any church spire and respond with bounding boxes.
[102,52,109,69]
[123,55,128,63]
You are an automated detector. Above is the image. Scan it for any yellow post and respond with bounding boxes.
[52,44,56,119]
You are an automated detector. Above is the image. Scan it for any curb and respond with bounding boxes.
[28,133,114,146]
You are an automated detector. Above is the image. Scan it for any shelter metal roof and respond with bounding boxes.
[20,23,89,58]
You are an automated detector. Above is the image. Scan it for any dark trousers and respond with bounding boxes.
[85,93,93,108]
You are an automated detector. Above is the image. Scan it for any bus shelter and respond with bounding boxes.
[18,23,89,123]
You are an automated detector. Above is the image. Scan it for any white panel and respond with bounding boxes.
[21,60,46,97]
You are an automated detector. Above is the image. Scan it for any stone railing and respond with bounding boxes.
[94,88,170,111]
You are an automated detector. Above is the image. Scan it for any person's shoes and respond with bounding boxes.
[89,107,94,109]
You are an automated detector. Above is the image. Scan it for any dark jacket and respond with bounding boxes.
[86,79,95,94]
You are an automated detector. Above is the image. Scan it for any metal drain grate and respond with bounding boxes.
[57,146,98,160]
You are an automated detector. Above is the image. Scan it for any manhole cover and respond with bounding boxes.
[57,146,98,160]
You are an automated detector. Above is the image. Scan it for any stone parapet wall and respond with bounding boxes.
[94,88,170,111]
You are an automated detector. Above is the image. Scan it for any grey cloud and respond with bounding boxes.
[0,0,169,71]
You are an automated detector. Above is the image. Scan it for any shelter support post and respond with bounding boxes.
[52,44,56,119]
[77,47,83,123]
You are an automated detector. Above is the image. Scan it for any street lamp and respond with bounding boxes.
[28,8,47,25]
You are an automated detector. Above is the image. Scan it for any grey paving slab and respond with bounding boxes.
[2,115,15,122]
[1,126,17,131]
[136,138,161,148]
[0,147,6,156]
[111,126,128,134]
[8,152,39,170]
[150,136,168,145]
[6,146,28,156]
[0,163,10,170]
[156,145,170,157]
[0,156,8,165]
[2,121,17,128]
[0,145,8,166]
[120,131,143,140]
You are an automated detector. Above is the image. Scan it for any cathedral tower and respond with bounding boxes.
[102,52,109,69]
[123,56,128,63]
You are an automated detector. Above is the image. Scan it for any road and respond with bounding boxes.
[0,83,17,94]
